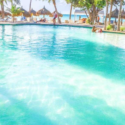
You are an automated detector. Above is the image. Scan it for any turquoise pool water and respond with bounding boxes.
[0,25,125,125]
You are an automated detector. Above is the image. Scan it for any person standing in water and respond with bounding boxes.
[92,26,102,33]
[53,11,57,25]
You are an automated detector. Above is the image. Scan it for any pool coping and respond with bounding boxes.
[0,22,103,28]
[103,30,125,34]
[0,22,125,34]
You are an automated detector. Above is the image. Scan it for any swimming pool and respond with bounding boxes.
[0,25,125,125]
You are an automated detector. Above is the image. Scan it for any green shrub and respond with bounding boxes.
[106,25,113,30]
[86,18,90,24]
[120,26,125,31]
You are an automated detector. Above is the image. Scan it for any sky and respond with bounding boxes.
[4,0,123,15]
[19,0,75,14]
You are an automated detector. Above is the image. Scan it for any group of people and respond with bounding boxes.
[92,26,103,33]
[37,18,47,23]
[37,11,57,24]
[36,12,103,33]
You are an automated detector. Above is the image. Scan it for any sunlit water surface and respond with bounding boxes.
[0,25,125,125]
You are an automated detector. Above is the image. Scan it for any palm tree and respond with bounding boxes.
[52,0,61,23]
[108,0,121,24]
[9,0,20,7]
[44,0,61,23]
[66,0,79,20]
[69,3,72,20]
[104,0,109,30]
[9,5,23,22]
[0,0,19,19]
[0,0,5,18]
[65,0,73,20]
[29,0,32,12]
[117,0,123,31]
[109,0,113,24]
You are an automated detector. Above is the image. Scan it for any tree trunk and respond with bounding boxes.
[52,0,61,24]
[109,0,113,24]
[117,0,123,31]
[85,10,88,18]
[121,18,123,25]
[69,3,72,20]
[104,0,108,30]
[1,0,4,19]
[12,16,14,23]
[95,10,98,22]
[88,10,92,22]
[11,0,13,7]
[29,0,32,12]
[92,5,96,24]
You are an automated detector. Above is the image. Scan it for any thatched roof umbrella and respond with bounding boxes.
[122,9,125,13]
[106,8,125,24]
[12,13,22,17]
[107,8,125,18]
[37,6,52,16]
[30,9,38,16]
[107,8,119,18]
[0,11,11,17]
[121,9,125,18]
[20,8,31,17]
[49,12,63,17]
[120,9,125,24]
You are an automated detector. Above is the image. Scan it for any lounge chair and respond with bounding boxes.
[69,19,73,24]
[76,18,86,24]
[37,18,47,23]
[48,18,52,23]
[0,17,10,22]
[76,20,83,24]
[21,16,27,21]
[27,17,30,22]
[65,20,69,23]
[33,18,37,22]
[0,18,6,22]
[94,22,99,25]
[82,18,86,23]
[12,18,17,22]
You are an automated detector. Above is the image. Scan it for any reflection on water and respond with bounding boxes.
[0,25,125,125]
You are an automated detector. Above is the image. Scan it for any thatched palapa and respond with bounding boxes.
[37,6,52,16]
[0,11,11,16]
[49,12,63,17]
[20,8,31,17]
[107,8,125,18]
[30,9,38,16]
